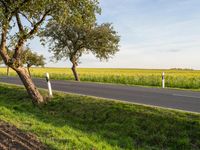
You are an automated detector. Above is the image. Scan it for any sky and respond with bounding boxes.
[29,0,200,69]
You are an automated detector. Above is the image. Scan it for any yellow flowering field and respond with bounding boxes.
[0,67,200,89]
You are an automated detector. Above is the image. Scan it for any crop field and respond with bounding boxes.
[0,67,200,89]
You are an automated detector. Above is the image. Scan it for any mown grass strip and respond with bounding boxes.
[0,83,199,150]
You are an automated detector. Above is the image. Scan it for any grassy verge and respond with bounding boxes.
[0,83,200,150]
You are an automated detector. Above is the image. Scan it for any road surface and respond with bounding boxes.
[0,76,200,113]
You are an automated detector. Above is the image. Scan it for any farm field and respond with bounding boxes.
[0,67,200,89]
[0,83,200,150]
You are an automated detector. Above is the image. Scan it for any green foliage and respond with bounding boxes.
[0,48,45,67]
[88,23,120,60]
[42,15,119,81]
[21,48,45,68]
[0,0,100,30]
[0,83,200,149]
[0,0,101,100]
[43,21,120,65]
[0,0,100,65]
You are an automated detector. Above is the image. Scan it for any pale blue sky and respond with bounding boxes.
[29,0,200,69]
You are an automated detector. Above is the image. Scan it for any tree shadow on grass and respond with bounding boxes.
[0,84,200,150]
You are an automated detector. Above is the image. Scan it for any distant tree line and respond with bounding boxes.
[170,68,194,71]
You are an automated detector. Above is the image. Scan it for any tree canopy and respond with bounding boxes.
[21,48,45,68]
[0,0,100,65]
[43,21,120,81]
[0,0,101,103]
[21,48,45,76]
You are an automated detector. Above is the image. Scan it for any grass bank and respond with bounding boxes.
[1,67,200,89]
[0,83,200,149]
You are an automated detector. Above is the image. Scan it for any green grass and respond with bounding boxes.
[0,83,200,149]
[1,67,200,89]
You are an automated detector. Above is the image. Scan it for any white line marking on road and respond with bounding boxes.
[173,94,200,99]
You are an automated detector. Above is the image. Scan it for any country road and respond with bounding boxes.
[0,76,200,113]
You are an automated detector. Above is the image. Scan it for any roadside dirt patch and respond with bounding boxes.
[0,120,46,150]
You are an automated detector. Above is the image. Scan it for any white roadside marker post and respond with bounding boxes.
[162,72,165,89]
[46,73,53,97]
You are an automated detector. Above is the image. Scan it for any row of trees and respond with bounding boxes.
[0,0,120,104]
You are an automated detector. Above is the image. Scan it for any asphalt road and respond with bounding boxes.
[0,76,200,113]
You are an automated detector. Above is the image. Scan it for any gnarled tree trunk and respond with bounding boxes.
[0,15,46,105]
[71,63,80,81]
[14,67,44,104]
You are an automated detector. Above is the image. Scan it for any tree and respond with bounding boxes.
[21,48,45,77]
[43,22,120,81]
[0,0,100,104]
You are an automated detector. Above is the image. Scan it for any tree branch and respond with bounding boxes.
[12,38,25,61]
[15,13,24,33]
[0,21,10,64]
[10,0,32,19]
[26,9,51,38]
[19,12,34,27]
[0,0,9,12]
[13,9,51,61]
[0,0,32,24]
[12,0,31,12]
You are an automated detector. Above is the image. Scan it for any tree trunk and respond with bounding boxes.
[27,67,31,78]
[71,63,80,81]
[15,67,44,104]
[0,20,44,104]
[7,66,9,76]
